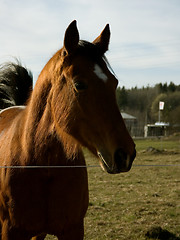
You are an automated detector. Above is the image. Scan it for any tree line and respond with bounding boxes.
[116,82,180,127]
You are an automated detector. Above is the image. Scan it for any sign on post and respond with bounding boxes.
[159,101,164,110]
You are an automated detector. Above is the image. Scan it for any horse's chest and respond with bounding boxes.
[46,168,89,220]
[7,168,89,231]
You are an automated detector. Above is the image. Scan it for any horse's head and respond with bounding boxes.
[51,20,136,174]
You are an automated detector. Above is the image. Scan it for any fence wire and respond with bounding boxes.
[0,164,179,169]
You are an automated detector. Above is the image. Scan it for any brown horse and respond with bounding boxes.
[0,21,136,240]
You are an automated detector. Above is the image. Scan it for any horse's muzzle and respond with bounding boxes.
[98,148,136,174]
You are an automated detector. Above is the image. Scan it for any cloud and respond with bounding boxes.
[108,39,180,70]
[0,0,180,87]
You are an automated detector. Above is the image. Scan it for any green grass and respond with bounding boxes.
[134,137,180,152]
[45,137,180,240]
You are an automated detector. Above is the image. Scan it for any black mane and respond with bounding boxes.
[0,61,33,109]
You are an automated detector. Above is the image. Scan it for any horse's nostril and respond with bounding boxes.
[114,149,127,166]
[114,148,135,172]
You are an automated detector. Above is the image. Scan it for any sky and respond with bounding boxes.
[0,0,180,89]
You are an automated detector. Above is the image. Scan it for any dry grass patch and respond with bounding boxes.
[45,138,180,240]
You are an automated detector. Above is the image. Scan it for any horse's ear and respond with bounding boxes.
[64,20,79,54]
[93,24,110,54]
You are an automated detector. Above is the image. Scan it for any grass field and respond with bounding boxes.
[45,137,180,240]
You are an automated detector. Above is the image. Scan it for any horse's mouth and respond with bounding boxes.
[97,151,113,173]
[97,149,135,174]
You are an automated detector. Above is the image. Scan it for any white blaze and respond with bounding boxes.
[94,64,108,82]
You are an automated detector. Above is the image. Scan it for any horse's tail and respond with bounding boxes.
[0,60,33,110]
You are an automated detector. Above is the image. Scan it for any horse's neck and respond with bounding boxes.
[22,76,82,165]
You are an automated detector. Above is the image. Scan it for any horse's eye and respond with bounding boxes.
[74,81,88,91]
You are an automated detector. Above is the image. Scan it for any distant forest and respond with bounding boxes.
[116,82,180,128]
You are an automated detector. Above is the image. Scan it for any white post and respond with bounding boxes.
[158,109,161,123]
